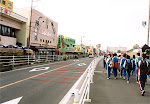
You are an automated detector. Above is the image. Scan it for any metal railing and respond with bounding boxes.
[59,56,102,104]
[0,55,86,72]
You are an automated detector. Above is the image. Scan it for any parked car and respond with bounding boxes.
[89,54,94,58]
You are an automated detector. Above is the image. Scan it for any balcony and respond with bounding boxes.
[0,35,16,45]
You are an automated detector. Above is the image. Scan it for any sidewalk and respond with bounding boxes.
[86,59,150,104]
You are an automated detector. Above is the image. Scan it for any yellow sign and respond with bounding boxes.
[0,0,13,11]
[75,46,81,52]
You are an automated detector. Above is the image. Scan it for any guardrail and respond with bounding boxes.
[59,56,102,104]
[0,55,86,72]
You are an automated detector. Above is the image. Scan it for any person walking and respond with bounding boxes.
[123,55,133,83]
[103,55,107,69]
[131,55,136,75]
[120,54,126,79]
[135,53,142,83]
[106,54,112,79]
[118,55,121,73]
[138,54,148,96]
[112,53,118,79]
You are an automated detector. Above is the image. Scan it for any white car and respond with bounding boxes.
[89,54,94,58]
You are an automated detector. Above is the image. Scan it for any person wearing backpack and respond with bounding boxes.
[106,54,113,79]
[131,55,136,75]
[138,54,148,96]
[118,55,121,73]
[135,53,142,83]
[146,56,150,82]
[123,55,133,83]
[112,53,118,79]
[120,54,126,79]
[103,55,107,68]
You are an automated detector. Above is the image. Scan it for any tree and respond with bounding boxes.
[117,50,121,53]
[133,44,140,49]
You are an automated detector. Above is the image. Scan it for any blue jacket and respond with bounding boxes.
[135,56,142,70]
[106,57,112,65]
[112,56,118,63]
[120,57,126,69]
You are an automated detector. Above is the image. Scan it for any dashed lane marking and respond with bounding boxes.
[38,76,78,80]
[29,79,74,84]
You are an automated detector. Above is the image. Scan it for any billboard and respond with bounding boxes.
[0,0,13,11]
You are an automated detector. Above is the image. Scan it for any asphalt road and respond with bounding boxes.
[0,57,94,104]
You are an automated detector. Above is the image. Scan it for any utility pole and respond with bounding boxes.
[28,0,33,48]
[147,0,150,46]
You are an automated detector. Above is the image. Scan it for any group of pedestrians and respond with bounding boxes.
[103,53,150,96]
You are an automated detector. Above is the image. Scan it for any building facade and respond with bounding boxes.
[107,46,127,53]
[14,8,58,55]
[0,0,27,47]
[57,35,76,54]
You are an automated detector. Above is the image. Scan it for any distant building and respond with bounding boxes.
[107,46,127,53]
[86,45,94,54]
[57,35,76,55]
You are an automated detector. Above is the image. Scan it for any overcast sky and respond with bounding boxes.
[11,0,149,50]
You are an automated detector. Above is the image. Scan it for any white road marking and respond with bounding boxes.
[29,67,50,72]
[1,96,23,104]
[74,60,79,61]
[78,63,86,66]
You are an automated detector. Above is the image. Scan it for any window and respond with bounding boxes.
[8,3,12,9]
[2,0,5,5]
[1,26,4,36]
[50,41,51,43]
[45,25,48,29]
[7,27,10,36]
[43,39,44,42]
[40,39,42,42]
[4,26,7,36]
[48,40,49,43]
[0,24,1,35]
[11,28,16,38]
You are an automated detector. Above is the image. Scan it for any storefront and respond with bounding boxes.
[57,35,76,55]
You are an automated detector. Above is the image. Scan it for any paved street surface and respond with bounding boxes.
[0,58,93,104]
[86,59,150,104]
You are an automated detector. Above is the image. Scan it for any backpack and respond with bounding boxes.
[114,60,118,68]
[147,64,150,75]
[125,60,132,71]
[140,60,148,75]
[132,59,135,69]
[109,59,114,68]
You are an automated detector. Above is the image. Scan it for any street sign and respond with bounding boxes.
[142,21,146,27]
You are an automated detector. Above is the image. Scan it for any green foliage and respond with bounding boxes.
[117,50,121,53]
[133,44,140,49]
